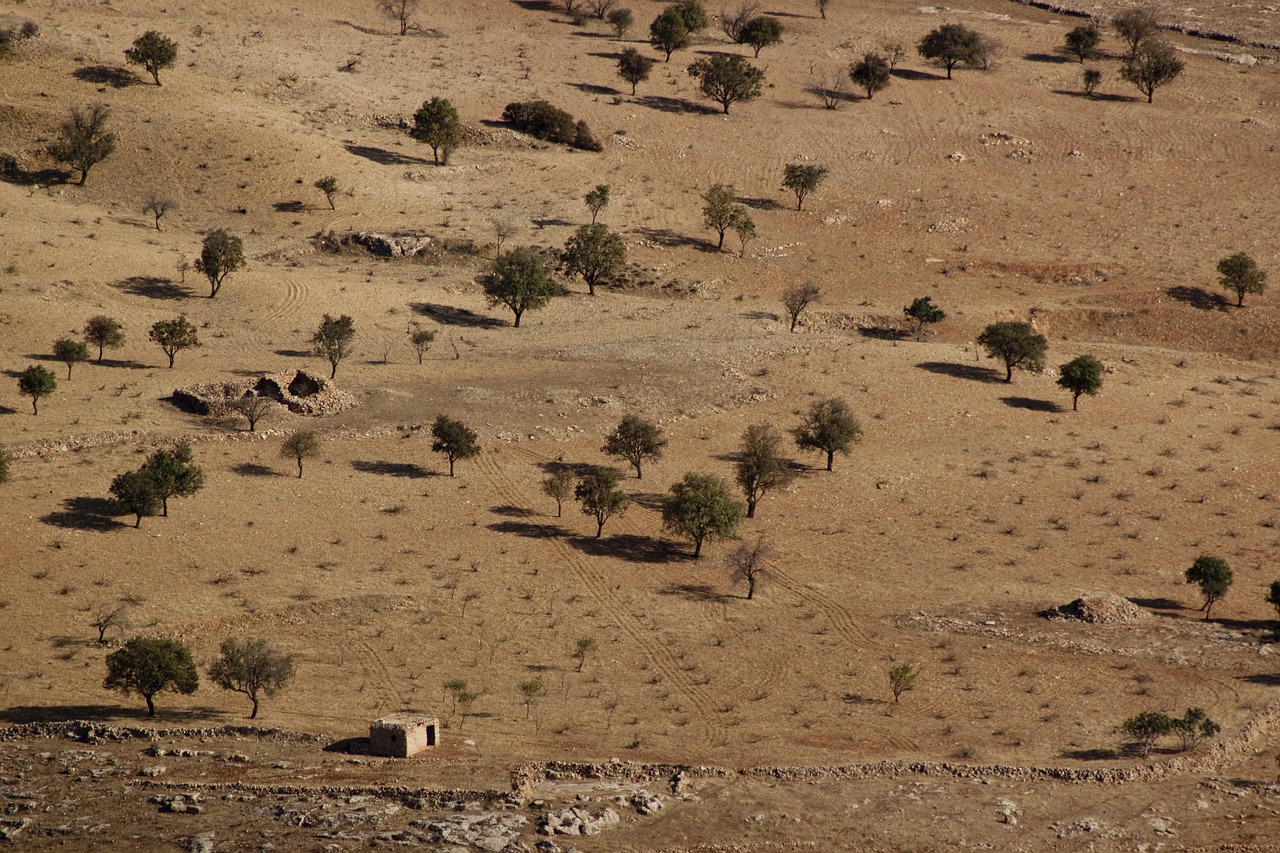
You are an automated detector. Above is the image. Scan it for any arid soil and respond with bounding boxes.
[1,0,1279,849]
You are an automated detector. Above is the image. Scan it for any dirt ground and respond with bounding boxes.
[1,0,1279,849]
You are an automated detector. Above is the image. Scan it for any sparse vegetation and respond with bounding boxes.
[143,194,177,231]
[379,0,421,35]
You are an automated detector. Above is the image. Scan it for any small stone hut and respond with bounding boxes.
[369,713,439,758]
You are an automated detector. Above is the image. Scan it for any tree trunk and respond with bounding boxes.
[250,696,259,719]
[145,694,156,716]
[97,345,106,362]
[1073,393,1080,411]
[31,397,38,415]
[78,169,89,186]
[595,519,604,538]
[826,450,834,471]
[161,497,169,517]
[296,459,303,478]
[693,536,703,558]
[717,230,726,249]
[634,459,642,479]
[134,513,143,528]
[167,350,176,368]
[329,361,337,379]
[746,577,756,599]
[513,311,522,328]
[448,458,455,477]
[1004,363,1013,382]
[746,498,757,519]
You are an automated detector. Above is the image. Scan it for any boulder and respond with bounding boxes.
[1042,592,1148,624]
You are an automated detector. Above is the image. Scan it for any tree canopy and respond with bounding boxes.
[1057,355,1104,411]
[903,296,945,340]
[311,314,356,378]
[618,47,655,95]
[139,442,204,517]
[280,430,320,478]
[739,15,782,57]
[124,31,178,85]
[603,414,667,478]
[431,414,481,476]
[649,8,690,61]
[1185,555,1231,620]
[208,637,295,719]
[1217,252,1267,307]
[49,104,116,185]
[976,321,1048,382]
[561,224,626,295]
[1064,23,1101,62]
[149,314,199,368]
[687,53,764,114]
[84,316,124,362]
[17,365,56,415]
[194,229,245,298]
[104,637,198,716]
[701,184,746,250]
[781,163,828,211]
[850,52,891,99]
[411,97,462,166]
[793,398,861,471]
[916,23,984,79]
[735,424,795,518]
[480,247,558,328]
[661,472,746,557]
[575,466,629,537]
[1120,39,1184,103]
[53,338,90,379]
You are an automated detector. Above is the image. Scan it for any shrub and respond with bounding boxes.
[502,101,601,151]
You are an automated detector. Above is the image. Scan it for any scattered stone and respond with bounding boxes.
[629,792,664,815]
[1041,592,1148,624]
[350,231,433,257]
[1148,815,1176,835]
[538,806,619,837]
[150,793,204,815]
[996,798,1020,826]
[138,765,167,777]
[946,151,967,162]
[187,831,215,853]
[0,818,31,841]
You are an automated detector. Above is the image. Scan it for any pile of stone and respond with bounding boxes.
[348,231,433,257]
[413,812,528,851]
[537,806,619,837]
[1041,592,1148,624]
[149,793,203,815]
[172,370,354,418]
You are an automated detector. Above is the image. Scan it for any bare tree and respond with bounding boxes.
[719,1,760,41]
[492,220,518,257]
[92,603,131,644]
[810,64,847,109]
[728,536,771,599]
[233,394,277,432]
[586,0,618,19]
[143,194,177,231]
[781,282,820,332]
[378,0,420,35]
[409,327,437,363]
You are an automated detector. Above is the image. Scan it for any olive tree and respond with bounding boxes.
[735,424,794,518]
[53,338,90,379]
[1120,39,1184,103]
[649,8,690,62]
[208,637,296,719]
[311,314,356,379]
[1064,23,1101,62]
[124,31,178,85]
[575,466,629,537]
[603,414,666,478]
[781,282,820,332]
[17,365,56,415]
[480,247,558,328]
[739,16,782,57]
[916,23,984,79]
[411,97,461,166]
[280,430,320,478]
[431,414,480,476]
[782,163,827,211]
[140,442,204,517]
[104,637,198,716]
[1185,555,1231,620]
[542,467,575,517]
[662,472,745,558]
[561,224,626,295]
[1057,354,1104,411]
[701,183,745,250]
[903,296,945,340]
[793,397,861,471]
[728,535,770,599]
[149,314,199,368]
[1217,251,1267,307]
[194,229,245,298]
[976,321,1048,382]
[110,469,160,527]
[687,53,764,114]
[849,52,891,99]
[50,104,116,185]
[618,47,655,94]
[84,315,124,362]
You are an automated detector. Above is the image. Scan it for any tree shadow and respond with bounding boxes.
[891,68,946,81]
[490,504,537,517]
[858,326,907,341]
[343,143,433,166]
[41,496,126,532]
[627,491,668,512]
[1059,747,1118,761]
[568,81,622,96]
[0,704,145,724]
[231,463,281,477]
[1208,616,1276,632]
[763,8,810,17]
[117,275,189,300]
[568,533,681,563]
[1024,52,1073,63]
[1239,673,1280,686]
[1001,396,1062,413]
[532,217,575,229]
[274,348,312,357]
[273,200,307,213]
[632,227,717,252]
[657,583,735,603]
[409,303,506,329]
[72,65,139,88]
[535,460,599,476]
[739,196,783,211]
[586,50,627,62]
[634,95,719,116]
[569,29,617,39]
[511,0,557,10]
[742,310,778,321]
[1050,89,1139,102]
[0,403,19,415]
[0,164,73,186]
[916,361,1004,383]
[1166,285,1230,311]
[487,520,566,538]
[351,460,435,478]
[1128,596,1184,610]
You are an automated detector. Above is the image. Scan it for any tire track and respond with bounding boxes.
[768,564,873,648]
[352,637,406,714]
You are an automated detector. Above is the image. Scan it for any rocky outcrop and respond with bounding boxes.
[349,231,433,257]
[171,369,354,417]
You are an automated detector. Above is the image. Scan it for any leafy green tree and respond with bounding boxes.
[584,184,611,224]
[976,321,1048,382]
[17,365,56,415]
[561,224,626,295]
[542,468,575,517]
[1121,39,1184,103]
[314,176,339,209]
[1112,5,1158,58]
[110,469,160,527]
[574,466,628,537]
[903,296,945,340]
[280,430,320,478]
[50,104,116,185]
[1083,67,1103,97]
[411,97,462,166]
[1185,555,1232,620]
[739,16,782,57]
[782,163,828,211]
[603,414,667,478]
[1064,23,1101,62]
[649,8,690,62]
[124,31,178,85]
[687,54,764,114]
[618,47,655,94]
[607,7,634,36]
[194,229,245,298]
[53,338,90,379]
[518,678,544,719]
[1057,354,1104,411]
[916,23,984,79]
[735,424,794,518]
[849,52,891,99]
[702,183,744,249]
[431,414,480,477]
[674,0,708,31]
[208,637,296,719]
[84,315,125,362]
[409,328,436,364]
[1217,251,1267,307]
[793,398,861,471]
[149,314,199,368]
[731,208,756,258]
[661,472,745,558]
[781,282,820,332]
[1173,707,1220,751]
[480,247,558,328]
[728,535,770,599]
[1121,710,1174,757]
[140,442,204,517]
[311,313,356,379]
[574,636,597,671]
[104,637,198,716]
[888,663,919,703]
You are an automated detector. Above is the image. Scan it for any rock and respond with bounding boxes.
[350,231,433,257]
[1042,592,1148,624]
[139,765,167,777]
[0,819,31,841]
[630,793,664,815]
[1148,816,1176,836]
[187,831,216,853]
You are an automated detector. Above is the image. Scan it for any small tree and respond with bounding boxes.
[149,315,199,368]
[849,52,891,99]
[1268,580,1280,632]
[314,176,339,210]
[720,2,760,41]
[143,194,177,231]
[311,313,356,379]
[542,468,575,517]
[1057,354,1104,411]
[649,8,690,62]
[91,603,131,644]
[561,224,626,295]
[587,0,619,21]
[233,394,276,431]
[1112,5,1159,58]
[443,678,469,719]
[518,678,544,720]
[480,247,558,328]
[410,97,462,166]
[618,47,655,95]
[728,535,770,599]
[1121,710,1175,757]
[124,31,178,85]
[674,0,709,32]
[431,414,480,476]
[575,466,629,537]
[409,328,436,363]
[603,414,667,478]
[104,637,198,716]
[110,469,160,527]
[1217,251,1267,307]
[882,41,906,69]
[661,472,745,558]
[607,7,634,36]
[731,208,756,258]
[739,16,782,57]
[378,0,420,35]
[1083,67,1103,97]
[702,183,743,250]
[782,163,828,211]
[1185,555,1232,620]
[793,398,861,471]
[84,315,125,362]
[53,338,90,379]
[140,442,204,517]
[50,104,116,186]
[887,662,919,703]
[584,184,611,224]
[687,54,764,114]
[574,637,597,672]
[17,365,56,415]
[735,424,794,518]
[976,321,1048,382]
[1121,39,1184,103]
[208,637,296,719]
[916,23,984,79]
[1173,708,1220,751]
[194,229,245,298]
[903,296,945,340]
[781,282,820,332]
[816,0,831,19]
[1064,23,1101,62]
[280,430,320,478]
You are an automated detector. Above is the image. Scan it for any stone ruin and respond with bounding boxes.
[171,369,355,418]
[1041,592,1149,625]
[369,713,439,758]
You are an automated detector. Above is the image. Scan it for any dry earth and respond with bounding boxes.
[1,0,1279,849]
